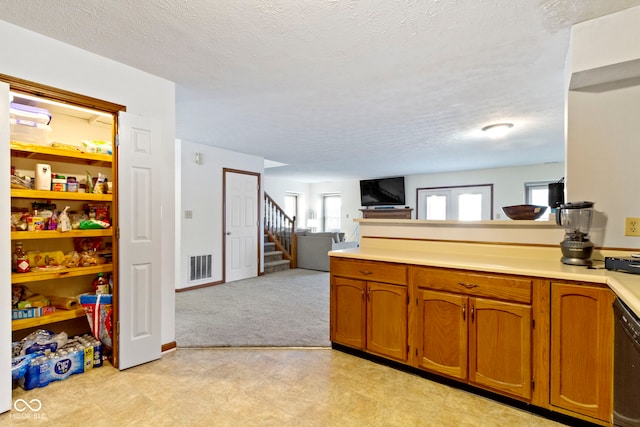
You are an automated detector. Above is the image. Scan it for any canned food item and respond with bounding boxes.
[27,216,45,231]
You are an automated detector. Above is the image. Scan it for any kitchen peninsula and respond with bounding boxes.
[329,218,640,426]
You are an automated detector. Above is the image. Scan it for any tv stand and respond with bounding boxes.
[360,208,413,219]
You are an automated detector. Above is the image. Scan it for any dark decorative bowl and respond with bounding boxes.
[502,204,547,220]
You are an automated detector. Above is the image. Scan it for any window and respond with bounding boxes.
[284,193,298,221]
[525,181,552,220]
[323,193,341,232]
[417,185,493,220]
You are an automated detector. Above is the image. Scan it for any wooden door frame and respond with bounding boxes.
[222,168,261,282]
[0,73,127,367]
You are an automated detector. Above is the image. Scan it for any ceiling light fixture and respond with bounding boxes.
[482,123,514,138]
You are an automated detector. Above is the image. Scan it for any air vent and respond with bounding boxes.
[189,254,212,281]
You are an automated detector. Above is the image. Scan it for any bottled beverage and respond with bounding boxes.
[14,242,30,273]
[93,273,109,294]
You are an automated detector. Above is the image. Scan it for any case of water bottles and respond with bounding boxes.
[12,331,104,390]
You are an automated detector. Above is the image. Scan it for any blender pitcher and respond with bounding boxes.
[555,201,595,265]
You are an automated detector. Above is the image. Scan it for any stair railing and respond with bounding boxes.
[264,192,297,268]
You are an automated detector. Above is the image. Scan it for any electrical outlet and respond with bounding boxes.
[625,217,640,236]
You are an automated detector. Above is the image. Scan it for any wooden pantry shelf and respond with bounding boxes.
[11,264,113,284]
[11,229,113,240]
[10,141,112,167]
[11,188,112,202]
[12,307,86,331]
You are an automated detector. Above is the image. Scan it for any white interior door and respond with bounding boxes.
[117,112,162,370]
[1,83,11,413]
[225,171,259,282]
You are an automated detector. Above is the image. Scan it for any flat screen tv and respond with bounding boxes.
[360,176,406,207]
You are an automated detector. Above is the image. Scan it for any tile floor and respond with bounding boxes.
[3,348,568,427]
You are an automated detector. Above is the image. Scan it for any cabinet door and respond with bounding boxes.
[550,283,615,422]
[469,298,532,399]
[367,281,408,362]
[416,289,467,380]
[330,276,366,349]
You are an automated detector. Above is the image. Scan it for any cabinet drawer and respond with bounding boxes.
[411,266,532,304]
[331,258,407,285]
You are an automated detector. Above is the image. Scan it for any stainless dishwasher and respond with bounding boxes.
[613,298,640,427]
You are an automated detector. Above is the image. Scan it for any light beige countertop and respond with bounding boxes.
[329,244,640,316]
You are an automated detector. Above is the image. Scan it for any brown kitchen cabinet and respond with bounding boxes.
[330,276,365,349]
[330,258,408,362]
[550,282,615,424]
[412,266,533,400]
[416,289,467,379]
[329,255,619,425]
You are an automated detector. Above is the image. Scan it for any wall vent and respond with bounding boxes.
[189,254,212,281]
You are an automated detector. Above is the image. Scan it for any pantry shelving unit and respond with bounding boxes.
[7,78,124,347]
[10,142,115,336]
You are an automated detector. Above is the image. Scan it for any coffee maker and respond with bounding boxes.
[555,201,595,266]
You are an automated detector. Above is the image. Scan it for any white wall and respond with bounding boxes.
[406,163,565,220]
[263,175,311,229]
[309,181,362,241]
[0,83,10,413]
[179,141,264,290]
[267,162,564,243]
[568,6,640,249]
[570,6,640,74]
[0,20,177,345]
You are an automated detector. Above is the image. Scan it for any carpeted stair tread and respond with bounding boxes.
[265,259,290,273]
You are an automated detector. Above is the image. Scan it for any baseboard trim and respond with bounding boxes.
[162,341,177,352]
[176,280,224,292]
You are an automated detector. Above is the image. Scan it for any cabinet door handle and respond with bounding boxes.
[359,270,373,276]
[462,303,466,321]
[457,282,478,289]
[361,289,365,302]
[366,288,370,301]
[471,304,475,323]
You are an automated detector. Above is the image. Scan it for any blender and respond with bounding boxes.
[555,201,595,266]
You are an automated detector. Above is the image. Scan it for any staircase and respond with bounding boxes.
[264,235,291,273]
[263,192,297,274]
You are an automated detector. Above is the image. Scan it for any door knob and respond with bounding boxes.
[226,232,231,235]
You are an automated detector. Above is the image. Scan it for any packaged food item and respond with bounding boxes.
[85,203,110,224]
[82,139,112,155]
[27,216,45,231]
[14,242,30,273]
[48,210,58,230]
[66,176,78,192]
[27,250,65,268]
[93,173,106,194]
[58,206,72,232]
[12,285,27,307]
[80,294,113,360]
[51,177,66,191]
[92,273,110,294]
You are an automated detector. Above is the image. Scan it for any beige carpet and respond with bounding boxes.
[175,269,331,347]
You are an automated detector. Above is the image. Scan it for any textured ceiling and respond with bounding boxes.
[1,0,639,182]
